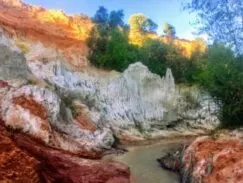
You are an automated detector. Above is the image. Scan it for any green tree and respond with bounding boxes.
[88,26,141,71]
[146,19,158,33]
[141,39,168,76]
[129,13,148,32]
[163,23,176,38]
[185,0,243,54]
[109,10,124,28]
[140,39,189,81]
[129,14,158,33]
[196,44,243,127]
[93,6,109,24]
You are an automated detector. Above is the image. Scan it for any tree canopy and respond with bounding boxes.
[163,23,176,38]
[93,6,109,24]
[109,10,125,27]
[185,0,243,54]
[93,6,125,28]
[128,13,158,33]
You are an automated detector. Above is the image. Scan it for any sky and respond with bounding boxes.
[23,0,198,40]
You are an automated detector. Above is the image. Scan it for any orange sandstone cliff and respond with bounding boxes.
[0,0,206,67]
[0,0,93,67]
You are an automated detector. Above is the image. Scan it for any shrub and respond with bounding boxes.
[88,26,141,71]
[196,44,243,128]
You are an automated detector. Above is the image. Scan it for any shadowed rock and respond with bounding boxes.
[0,118,131,183]
[157,151,181,172]
[0,31,31,84]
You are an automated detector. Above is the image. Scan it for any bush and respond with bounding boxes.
[196,44,243,128]
[88,26,140,71]
[140,39,168,76]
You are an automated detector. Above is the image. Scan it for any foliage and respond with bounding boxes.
[140,39,168,76]
[128,14,158,46]
[128,13,158,33]
[93,6,125,28]
[89,7,142,71]
[185,1,243,127]
[146,19,158,33]
[129,13,148,32]
[88,26,140,71]
[93,6,109,24]
[89,7,200,82]
[164,46,189,82]
[163,23,176,38]
[185,0,243,54]
[196,44,243,127]
[140,39,189,81]
[109,10,124,27]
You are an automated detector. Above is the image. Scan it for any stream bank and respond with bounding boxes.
[104,138,194,183]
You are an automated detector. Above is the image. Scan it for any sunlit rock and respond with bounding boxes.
[29,61,180,131]
[182,135,243,183]
[1,85,114,155]
[29,60,219,136]
[100,63,178,130]
[0,0,92,68]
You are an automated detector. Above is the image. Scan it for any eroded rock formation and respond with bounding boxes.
[182,134,243,183]
[0,1,225,182]
[1,85,114,157]
[0,119,41,183]
[0,118,130,183]
[0,25,220,145]
[28,59,219,138]
[0,36,130,181]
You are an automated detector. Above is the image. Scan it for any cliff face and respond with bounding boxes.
[0,32,131,182]
[0,29,219,146]
[28,59,219,140]
[0,0,93,68]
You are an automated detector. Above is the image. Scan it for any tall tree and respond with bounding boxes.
[146,19,158,33]
[129,14,158,32]
[129,13,148,32]
[185,0,243,54]
[93,6,109,24]
[109,10,124,27]
[163,23,176,38]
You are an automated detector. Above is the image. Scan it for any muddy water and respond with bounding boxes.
[107,139,192,183]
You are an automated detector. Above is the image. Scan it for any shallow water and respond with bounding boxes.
[108,139,191,183]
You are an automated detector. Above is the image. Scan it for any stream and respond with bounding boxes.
[105,138,192,183]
